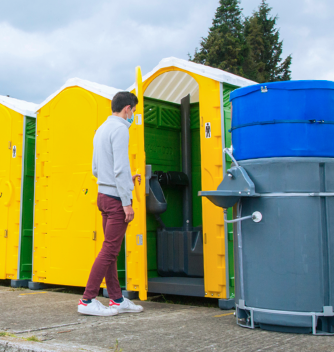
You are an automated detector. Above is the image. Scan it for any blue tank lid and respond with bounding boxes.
[230,80,334,101]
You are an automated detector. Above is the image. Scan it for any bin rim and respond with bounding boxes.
[230,80,334,101]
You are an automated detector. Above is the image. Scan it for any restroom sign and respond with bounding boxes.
[12,145,17,158]
[205,122,211,138]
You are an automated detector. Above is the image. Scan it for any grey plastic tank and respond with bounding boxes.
[200,151,334,335]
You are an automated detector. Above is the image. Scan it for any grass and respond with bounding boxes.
[25,335,42,342]
[110,339,123,352]
[0,332,42,343]
[8,287,26,291]
[0,332,16,337]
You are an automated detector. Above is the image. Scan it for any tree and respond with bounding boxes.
[189,0,246,76]
[243,0,292,82]
[189,0,292,82]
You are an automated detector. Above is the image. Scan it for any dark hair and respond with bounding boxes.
[112,91,138,113]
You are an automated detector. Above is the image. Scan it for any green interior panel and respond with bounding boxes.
[117,240,125,288]
[144,97,202,279]
[19,117,36,280]
[223,84,237,298]
[190,103,202,228]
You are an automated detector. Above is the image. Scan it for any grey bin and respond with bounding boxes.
[200,156,334,335]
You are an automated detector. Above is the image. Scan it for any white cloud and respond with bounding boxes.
[0,0,218,102]
[0,0,333,102]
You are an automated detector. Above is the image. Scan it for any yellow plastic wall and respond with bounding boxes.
[33,87,112,287]
[126,67,148,300]
[0,105,25,280]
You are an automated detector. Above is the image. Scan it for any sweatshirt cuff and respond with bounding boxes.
[121,195,132,207]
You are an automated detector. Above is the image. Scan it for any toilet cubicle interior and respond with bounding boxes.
[142,71,206,296]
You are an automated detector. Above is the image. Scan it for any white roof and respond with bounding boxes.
[128,57,257,104]
[36,77,122,111]
[0,95,38,117]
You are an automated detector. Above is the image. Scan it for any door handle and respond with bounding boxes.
[92,231,97,241]
[4,230,8,238]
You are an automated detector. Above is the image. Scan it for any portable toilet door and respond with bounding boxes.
[126,58,256,305]
[32,79,122,289]
[0,96,37,285]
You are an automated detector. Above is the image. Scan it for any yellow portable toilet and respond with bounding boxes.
[0,95,38,287]
[31,78,123,290]
[123,58,256,308]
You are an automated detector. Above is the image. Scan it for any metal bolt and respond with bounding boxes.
[205,292,207,295]
[211,294,214,296]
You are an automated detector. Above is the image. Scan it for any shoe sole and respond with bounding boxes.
[116,309,144,314]
[78,308,118,317]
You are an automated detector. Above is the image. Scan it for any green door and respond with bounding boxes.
[19,117,36,280]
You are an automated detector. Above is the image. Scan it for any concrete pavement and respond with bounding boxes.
[1,285,334,352]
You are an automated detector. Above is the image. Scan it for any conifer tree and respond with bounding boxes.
[243,0,292,82]
[189,0,292,82]
[189,0,246,76]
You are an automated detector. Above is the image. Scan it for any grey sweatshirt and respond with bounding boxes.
[92,115,134,206]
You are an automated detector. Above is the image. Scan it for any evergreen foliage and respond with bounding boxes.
[190,0,292,82]
[190,0,246,76]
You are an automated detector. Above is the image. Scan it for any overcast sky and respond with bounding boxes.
[0,0,332,103]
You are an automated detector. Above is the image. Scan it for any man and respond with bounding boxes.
[78,91,144,316]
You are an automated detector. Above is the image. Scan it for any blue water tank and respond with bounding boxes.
[230,80,334,161]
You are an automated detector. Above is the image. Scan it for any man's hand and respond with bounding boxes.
[132,174,141,185]
[123,205,134,223]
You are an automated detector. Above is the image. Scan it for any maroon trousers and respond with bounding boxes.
[83,193,128,300]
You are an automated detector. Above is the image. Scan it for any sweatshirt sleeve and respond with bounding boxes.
[111,126,132,206]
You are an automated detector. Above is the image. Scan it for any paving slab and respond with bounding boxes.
[1,285,334,352]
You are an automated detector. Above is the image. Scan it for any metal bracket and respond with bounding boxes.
[223,210,262,224]
[323,306,334,316]
[136,114,142,125]
[145,165,152,195]
[261,86,268,93]
[136,234,143,245]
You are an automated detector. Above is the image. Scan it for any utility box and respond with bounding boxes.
[32,79,124,289]
[201,81,334,333]
[124,58,255,304]
[0,95,37,285]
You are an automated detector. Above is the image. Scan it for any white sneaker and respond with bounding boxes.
[109,296,144,313]
[78,299,118,316]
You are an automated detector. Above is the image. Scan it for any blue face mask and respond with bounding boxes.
[127,113,134,125]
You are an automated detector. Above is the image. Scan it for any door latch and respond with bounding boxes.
[136,234,143,245]
[4,230,8,238]
[92,231,97,241]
